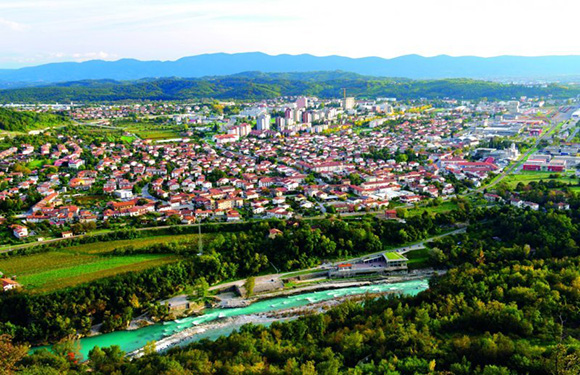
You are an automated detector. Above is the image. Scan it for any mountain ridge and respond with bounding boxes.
[2,52,580,88]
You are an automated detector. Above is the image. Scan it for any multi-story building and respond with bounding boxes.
[257,113,271,131]
[343,97,355,110]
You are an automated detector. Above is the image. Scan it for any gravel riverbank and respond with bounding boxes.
[127,276,434,358]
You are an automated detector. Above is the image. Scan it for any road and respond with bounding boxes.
[141,184,165,203]
[566,123,580,142]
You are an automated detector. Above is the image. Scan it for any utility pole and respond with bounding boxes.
[197,221,203,255]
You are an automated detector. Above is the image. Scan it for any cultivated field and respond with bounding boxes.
[0,232,211,293]
[134,129,181,140]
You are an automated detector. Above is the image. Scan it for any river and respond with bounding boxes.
[34,278,429,359]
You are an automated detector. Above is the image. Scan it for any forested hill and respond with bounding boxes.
[5,206,580,374]
[0,107,69,132]
[0,72,579,102]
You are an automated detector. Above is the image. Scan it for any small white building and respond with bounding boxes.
[114,190,134,200]
[1,278,20,292]
[11,225,28,239]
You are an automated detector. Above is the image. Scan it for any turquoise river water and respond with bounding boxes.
[35,278,429,358]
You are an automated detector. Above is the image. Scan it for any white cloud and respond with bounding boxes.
[70,51,117,61]
[0,18,26,31]
[1,0,580,67]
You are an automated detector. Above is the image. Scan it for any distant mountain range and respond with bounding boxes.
[1,72,579,103]
[2,52,580,88]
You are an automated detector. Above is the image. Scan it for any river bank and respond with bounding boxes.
[216,269,442,308]
[127,278,432,358]
[128,291,394,358]
[32,278,430,359]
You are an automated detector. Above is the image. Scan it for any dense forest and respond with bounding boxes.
[0,107,69,132]
[0,72,579,102]
[2,205,580,374]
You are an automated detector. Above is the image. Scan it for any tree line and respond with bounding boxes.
[1,76,579,103]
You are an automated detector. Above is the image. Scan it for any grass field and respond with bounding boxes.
[407,201,459,217]
[500,172,577,188]
[73,195,107,207]
[405,248,430,270]
[547,121,566,137]
[119,122,182,140]
[120,135,136,143]
[60,232,213,254]
[384,251,406,260]
[8,254,176,292]
[27,159,51,169]
[0,232,212,293]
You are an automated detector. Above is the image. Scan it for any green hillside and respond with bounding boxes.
[0,107,69,132]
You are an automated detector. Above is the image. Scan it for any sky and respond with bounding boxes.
[1,0,580,68]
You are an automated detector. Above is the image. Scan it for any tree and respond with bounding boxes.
[547,344,580,375]
[143,341,157,356]
[88,345,126,374]
[244,276,255,297]
[52,339,82,365]
[348,173,364,186]
[396,207,407,219]
[0,334,29,375]
[192,277,210,303]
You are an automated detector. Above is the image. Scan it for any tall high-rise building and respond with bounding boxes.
[294,109,303,123]
[343,97,355,110]
[506,101,520,113]
[257,113,271,131]
[296,96,308,109]
[275,117,286,130]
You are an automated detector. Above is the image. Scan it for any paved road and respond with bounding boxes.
[141,184,165,203]
[566,126,579,142]
[337,227,466,263]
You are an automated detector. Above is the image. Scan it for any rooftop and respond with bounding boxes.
[383,252,407,260]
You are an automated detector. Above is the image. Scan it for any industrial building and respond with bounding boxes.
[329,252,408,278]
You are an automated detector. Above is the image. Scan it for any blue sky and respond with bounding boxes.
[1,0,579,68]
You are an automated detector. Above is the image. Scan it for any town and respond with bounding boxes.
[1,94,579,246]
